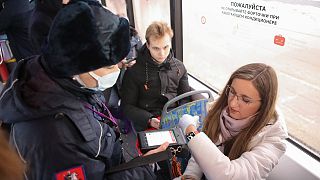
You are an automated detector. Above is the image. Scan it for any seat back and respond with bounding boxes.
[160,90,214,131]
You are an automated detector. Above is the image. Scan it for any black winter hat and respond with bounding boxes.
[41,0,130,78]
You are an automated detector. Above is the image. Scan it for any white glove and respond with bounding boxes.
[178,114,199,134]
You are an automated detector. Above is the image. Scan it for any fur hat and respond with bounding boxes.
[41,0,130,78]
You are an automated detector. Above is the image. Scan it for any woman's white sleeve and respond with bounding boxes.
[182,156,203,180]
[187,130,287,180]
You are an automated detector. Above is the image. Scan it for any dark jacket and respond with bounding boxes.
[126,27,142,60]
[121,44,191,131]
[0,56,119,180]
[28,0,63,53]
[108,29,142,108]
[0,0,35,61]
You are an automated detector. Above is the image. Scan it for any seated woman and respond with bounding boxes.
[177,63,288,179]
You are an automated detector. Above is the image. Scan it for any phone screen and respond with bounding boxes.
[146,130,177,146]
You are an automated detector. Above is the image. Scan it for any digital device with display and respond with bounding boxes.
[137,127,187,153]
[125,58,135,64]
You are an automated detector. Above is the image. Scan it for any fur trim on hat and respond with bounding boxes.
[41,0,130,78]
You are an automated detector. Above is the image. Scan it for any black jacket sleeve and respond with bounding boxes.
[0,0,32,31]
[28,11,53,53]
[0,2,12,31]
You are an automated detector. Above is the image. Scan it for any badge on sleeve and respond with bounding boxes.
[55,165,86,180]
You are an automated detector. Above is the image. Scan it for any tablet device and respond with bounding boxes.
[138,127,186,153]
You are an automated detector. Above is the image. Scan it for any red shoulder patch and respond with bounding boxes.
[55,165,86,180]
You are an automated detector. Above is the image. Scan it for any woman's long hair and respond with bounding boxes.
[203,63,278,160]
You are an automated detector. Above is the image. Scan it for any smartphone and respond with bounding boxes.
[125,58,135,64]
[138,127,187,153]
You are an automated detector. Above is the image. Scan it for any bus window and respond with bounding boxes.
[131,0,171,43]
[183,0,320,155]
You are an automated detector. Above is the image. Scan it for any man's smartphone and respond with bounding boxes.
[125,58,135,64]
[137,127,187,153]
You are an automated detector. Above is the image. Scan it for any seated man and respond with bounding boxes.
[121,21,191,132]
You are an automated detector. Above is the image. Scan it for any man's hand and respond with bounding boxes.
[144,142,169,156]
[117,59,136,69]
[149,118,160,129]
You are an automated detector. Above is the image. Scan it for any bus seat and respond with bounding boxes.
[160,90,214,131]
[159,90,214,175]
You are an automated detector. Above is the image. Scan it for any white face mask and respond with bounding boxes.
[88,69,120,91]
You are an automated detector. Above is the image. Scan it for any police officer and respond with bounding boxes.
[0,0,143,179]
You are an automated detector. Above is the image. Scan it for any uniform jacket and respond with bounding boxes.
[0,0,35,61]
[177,111,288,180]
[121,44,191,131]
[0,57,120,180]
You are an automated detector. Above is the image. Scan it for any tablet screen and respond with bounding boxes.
[145,130,177,146]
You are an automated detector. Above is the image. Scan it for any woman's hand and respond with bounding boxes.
[178,114,199,134]
[143,142,169,156]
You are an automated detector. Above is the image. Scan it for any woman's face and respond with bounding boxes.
[227,78,262,120]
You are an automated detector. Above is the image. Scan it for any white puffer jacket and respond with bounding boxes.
[175,110,288,180]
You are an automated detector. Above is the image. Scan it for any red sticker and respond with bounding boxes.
[55,165,86,180]
[274,35,285,46]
